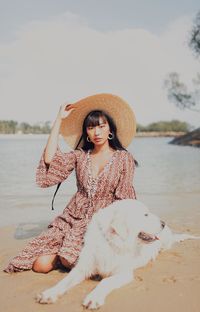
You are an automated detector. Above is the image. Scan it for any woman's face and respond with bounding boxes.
[86,117,111,146]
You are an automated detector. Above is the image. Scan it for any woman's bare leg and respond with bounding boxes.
[33,254,58,273]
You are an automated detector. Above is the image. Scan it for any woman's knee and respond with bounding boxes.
[32,254,58,273]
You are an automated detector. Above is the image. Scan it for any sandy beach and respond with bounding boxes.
[1,215,200,312]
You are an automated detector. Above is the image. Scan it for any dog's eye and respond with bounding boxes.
[144,213,148,217]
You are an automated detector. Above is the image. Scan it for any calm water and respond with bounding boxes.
[0,135,200,228]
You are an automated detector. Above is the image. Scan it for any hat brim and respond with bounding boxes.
[60,93,136,149]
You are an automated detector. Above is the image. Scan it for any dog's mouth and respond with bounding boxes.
[138,220,166,243]
[138,232,159,243]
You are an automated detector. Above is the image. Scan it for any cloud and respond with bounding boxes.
[0,12,199,127]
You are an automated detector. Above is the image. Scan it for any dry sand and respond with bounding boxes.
[1,220,200,312]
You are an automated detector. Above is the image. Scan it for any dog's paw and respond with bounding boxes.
[35,289,58,304]
[82,291,105,310]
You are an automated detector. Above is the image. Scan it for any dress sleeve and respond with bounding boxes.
[114,151,137,200]
[36,147,78,188]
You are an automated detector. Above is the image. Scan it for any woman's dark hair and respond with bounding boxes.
[75,110,138,166]
[75,110,126,151]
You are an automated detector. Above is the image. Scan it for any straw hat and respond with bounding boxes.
[60,93,136,149]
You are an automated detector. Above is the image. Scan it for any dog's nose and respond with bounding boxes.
[161,220,165,229]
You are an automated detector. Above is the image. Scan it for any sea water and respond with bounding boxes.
[0,135,200,229]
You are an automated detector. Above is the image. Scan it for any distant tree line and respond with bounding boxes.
[0,119,190,134]
[0,120,51,134]
[136,120,190,132]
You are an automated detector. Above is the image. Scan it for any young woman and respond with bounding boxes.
[4,93,137,273]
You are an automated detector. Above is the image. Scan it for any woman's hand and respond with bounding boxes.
[57,102,76,120]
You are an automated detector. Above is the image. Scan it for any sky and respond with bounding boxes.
[0,0,200,127]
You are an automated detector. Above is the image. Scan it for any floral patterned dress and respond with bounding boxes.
[4,147,136,273]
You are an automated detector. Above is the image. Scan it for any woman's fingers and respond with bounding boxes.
[60,102,76,119]
[65,103,76,111]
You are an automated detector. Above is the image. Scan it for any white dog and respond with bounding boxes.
[36,199,199,309]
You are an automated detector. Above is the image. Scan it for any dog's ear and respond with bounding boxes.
[110,218,128,240]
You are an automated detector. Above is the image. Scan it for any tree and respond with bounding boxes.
[189,10,200,57]
[164,72,200,112]
[20,122,31,134]
[164,11,200,113]
[0,120,18,133]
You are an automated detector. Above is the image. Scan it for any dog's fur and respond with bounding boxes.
[36,199,200,309]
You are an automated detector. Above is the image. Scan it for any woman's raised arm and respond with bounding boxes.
[44,103,76,164]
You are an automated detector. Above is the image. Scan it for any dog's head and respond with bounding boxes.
[97,199,165,252]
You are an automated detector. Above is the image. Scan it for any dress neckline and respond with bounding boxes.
[87,149,118,180]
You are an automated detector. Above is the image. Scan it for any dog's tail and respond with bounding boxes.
[172,233,200,243]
